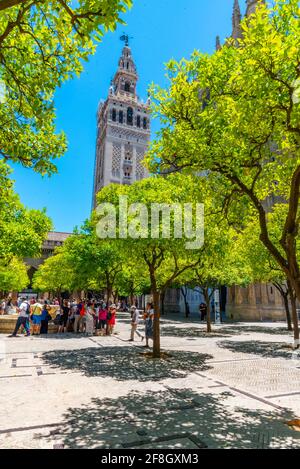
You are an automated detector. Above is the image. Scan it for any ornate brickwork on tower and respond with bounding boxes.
[93,43,151,207]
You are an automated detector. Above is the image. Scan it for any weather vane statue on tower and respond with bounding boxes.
[120,33,133,47]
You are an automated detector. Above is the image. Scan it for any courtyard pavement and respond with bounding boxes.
[0,313,300,449]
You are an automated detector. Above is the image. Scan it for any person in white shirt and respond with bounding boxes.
[129,306,144,342]
[10,298,30,337]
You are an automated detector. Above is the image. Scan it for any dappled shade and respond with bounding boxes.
[41,346,213,382]
[218,341,294,359]
[36,388,299,449]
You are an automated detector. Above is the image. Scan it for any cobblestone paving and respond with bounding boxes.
[0,315,300,449]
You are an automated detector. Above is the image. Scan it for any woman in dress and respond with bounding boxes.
[107,304,116,336]
[144,303,154,348]
[85,302,95,336]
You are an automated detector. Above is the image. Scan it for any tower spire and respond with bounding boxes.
[232,0,242,40]
[246,0,265,17]
[216,35,221,51]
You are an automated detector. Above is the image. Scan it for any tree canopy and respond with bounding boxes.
[0,0,132,174]
[148,0,300,306]
[0,161,52,263]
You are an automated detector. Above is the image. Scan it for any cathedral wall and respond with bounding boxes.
[226,283,287,321]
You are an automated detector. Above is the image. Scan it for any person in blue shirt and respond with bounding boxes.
[40,302,52,335]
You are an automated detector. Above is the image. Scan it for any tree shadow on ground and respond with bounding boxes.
[160,325,292,340]
[218,340,294,359]
[160,326,235,338]
[220,326,292,336]
[40,333,92,340]
[41,346,213,382]
[37,388,300,449]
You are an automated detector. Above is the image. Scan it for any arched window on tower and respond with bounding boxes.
[112,108,117,122]
[137,115,141,128]
[143,117,148,129]
[125,82,130,93]
[127,107,133,126]
[119,110,124,124]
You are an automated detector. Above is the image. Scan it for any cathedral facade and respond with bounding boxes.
[93,41,151,208]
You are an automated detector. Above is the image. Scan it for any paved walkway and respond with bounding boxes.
[0,314,300,449]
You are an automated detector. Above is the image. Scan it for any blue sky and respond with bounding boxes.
[12,0,246,233]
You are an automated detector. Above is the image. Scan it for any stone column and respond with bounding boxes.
[261,284,269,305]
[235,286,244,305]
[248,284,257,305]
[274,287,283,307]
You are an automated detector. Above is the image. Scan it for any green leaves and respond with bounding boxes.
[148,0,300,292]
[0,161,52,263]
[0,258,29,294]
[0,0,133,175]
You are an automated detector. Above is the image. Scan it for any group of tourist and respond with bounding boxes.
[8,297,155,347]
[0,297,17,315]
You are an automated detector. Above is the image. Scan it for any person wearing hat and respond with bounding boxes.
[107,304,116,336]
[129,306,144,342]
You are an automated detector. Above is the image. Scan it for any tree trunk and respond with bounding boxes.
[160,290,165,316]
[288,281,300,348]
[283,295,293,332]
[113,290,118,304]
[203,288,212,333]
[181,287,190,318]
[106,284,112,305]
[152,289,161,359]
[273,283,293,331]
[130,292,134,307]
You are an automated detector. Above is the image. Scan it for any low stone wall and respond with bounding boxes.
[0,315,58,334]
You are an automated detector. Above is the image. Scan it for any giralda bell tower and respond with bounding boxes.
[93,35,151,208]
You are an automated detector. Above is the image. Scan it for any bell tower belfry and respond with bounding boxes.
[93,36,151,208]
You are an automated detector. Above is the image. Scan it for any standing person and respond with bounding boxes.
[40,302,52,335]
[107,304,116,336]
[10,298,31,337]
[30,301,43,335]
[74,300,83,333]
[85,302,95,336]
[97,303,108,336]
[144,303,154,348]
[5,297,12,314]
[68,300,77,332]
[199,303,207,322]
[80,300,87,333]
[129,306,144,342]
[58,300,70,334]
[0,299,6,315]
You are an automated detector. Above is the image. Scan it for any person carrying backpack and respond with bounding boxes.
[9,298,31,337]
